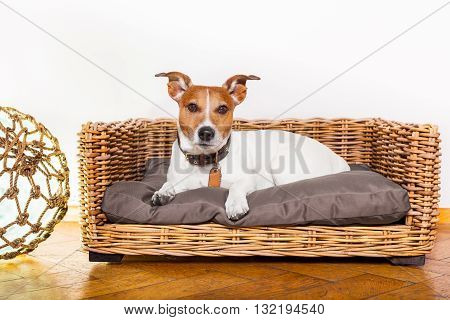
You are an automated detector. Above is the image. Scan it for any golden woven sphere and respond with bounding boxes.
[0,107,70,260]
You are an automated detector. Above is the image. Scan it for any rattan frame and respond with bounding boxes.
[78,118,441,258]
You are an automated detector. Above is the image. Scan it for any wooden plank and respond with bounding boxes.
[261,261,365,281]
[273,274,411,299]
[88,271,249,300]
[183,272,328,300]
[439,208,450,224]
[370,283,445,300]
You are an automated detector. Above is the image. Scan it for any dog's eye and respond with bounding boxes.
[217,105,228,114]
[186,103,198,112]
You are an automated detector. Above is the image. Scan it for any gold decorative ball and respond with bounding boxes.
[0,107,70,260]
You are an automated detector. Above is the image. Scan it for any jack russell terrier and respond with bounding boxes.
[152,72,350,220]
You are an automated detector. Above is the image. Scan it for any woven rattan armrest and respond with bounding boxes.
[79,119,156,226]
[370,119,441,230]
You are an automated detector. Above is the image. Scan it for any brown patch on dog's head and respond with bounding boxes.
[156,72,260,151]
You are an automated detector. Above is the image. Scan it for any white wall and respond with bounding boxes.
[1,0,449,206]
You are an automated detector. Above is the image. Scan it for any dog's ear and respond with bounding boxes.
[155,72,192,101]
[222,75,260,105]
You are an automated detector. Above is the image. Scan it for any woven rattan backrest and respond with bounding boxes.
[143,118,373,164]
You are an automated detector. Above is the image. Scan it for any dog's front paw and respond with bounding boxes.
[151,191,174,206]
[225,195,249,221]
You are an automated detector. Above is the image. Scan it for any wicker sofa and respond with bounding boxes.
[78,118,441,265]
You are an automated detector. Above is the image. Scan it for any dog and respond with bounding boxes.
[152,72,350,220]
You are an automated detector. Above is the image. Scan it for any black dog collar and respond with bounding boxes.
[177,136,231,166]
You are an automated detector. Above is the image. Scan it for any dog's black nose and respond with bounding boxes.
[198,126,215,142]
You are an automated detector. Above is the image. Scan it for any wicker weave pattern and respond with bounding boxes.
[78,118,441,257]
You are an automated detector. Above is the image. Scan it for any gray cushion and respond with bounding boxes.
[102,159,410,226]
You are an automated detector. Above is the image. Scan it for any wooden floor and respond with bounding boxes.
[1,220,450,299]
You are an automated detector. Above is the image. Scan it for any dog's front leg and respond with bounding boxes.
[151,175,203,206]
[225,178,257,221]
[151,181,177,206]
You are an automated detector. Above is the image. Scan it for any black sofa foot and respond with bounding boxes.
[387,255,425,266]
[89,251,124,263]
